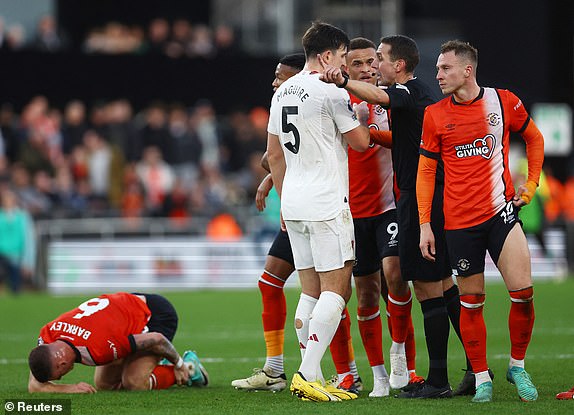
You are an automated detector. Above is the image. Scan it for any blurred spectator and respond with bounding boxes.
[53,166,87,216]
[214,24,239,56]
[146,18,170,55]
[31,15,68,52]
[188,100,221,170]
[168,104,202,185]
[161,177,190,224]
[61,100,88,155]
[3,23,26,51]
[0,103,20,164]
[10,164,51,217]
[83,130,112,206]
[137,103,174,163]
[18,95,62,173]
[121,164,145,218]
[83,22,143,54]
[165,19,192,58]
[32,170,58,206]
[69,145,89,182]
[136,146,175,215]
[0,186,36,293]
[89,101,110,137]
[189,24,214,58]
[105,99,139,162]
[221,108,264,172]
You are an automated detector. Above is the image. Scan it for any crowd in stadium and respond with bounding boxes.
[0,96,269,221]
[0,13,240,58]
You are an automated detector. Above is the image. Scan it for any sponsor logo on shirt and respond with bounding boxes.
[454,134,496,160]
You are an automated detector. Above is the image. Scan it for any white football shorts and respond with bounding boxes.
[285,209,355,272]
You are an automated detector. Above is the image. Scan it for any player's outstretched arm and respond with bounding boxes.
[318,54,390,106]
[132,332,190,385]
[28,372,97,393]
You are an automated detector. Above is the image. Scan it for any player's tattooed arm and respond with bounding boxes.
[132,333,190,385]
[132,332,180,364]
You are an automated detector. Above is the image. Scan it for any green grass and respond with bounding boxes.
[1,279,573,414]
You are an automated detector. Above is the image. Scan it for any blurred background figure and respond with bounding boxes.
[0,186,36,293]
[31,14,67,52]
[515,158,550,257]
[136,145,175,216]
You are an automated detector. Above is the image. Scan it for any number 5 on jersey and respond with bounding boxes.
[282,106,300,154]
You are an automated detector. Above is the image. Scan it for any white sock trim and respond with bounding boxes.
[388,293,412,306]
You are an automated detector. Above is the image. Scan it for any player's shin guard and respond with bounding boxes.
[259,272,287,373]
[330,307,352,376]
[299,291,346,382]
[358,306,384,367]
[387,290,412,343]
[294,293,318,358]
[150,366,176,390]
[460,294,488,373]
[508,287,535,360]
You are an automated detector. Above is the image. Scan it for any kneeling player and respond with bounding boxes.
[28,292,208,393]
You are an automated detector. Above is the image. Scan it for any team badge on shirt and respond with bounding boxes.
[487,112,500,126]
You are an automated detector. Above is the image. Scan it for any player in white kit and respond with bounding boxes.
[267,21,370,402]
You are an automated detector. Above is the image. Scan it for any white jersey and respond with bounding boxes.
[268,71,360,221]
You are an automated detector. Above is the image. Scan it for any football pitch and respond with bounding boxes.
[1,278,573,414]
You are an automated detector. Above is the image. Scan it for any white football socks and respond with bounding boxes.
[299,291,346,382]
[294,293,318,359]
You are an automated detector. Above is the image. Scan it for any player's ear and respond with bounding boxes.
[320,49,332,64]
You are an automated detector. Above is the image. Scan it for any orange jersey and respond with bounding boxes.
[420,88,530,229]
[38,293,151,365]
[348,96,395,218]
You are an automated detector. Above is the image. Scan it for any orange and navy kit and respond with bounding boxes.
[38,292,151,365]
[419,87,544,229]
[348,96,395,218]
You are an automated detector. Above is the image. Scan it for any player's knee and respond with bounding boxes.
[357,290,379,308]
